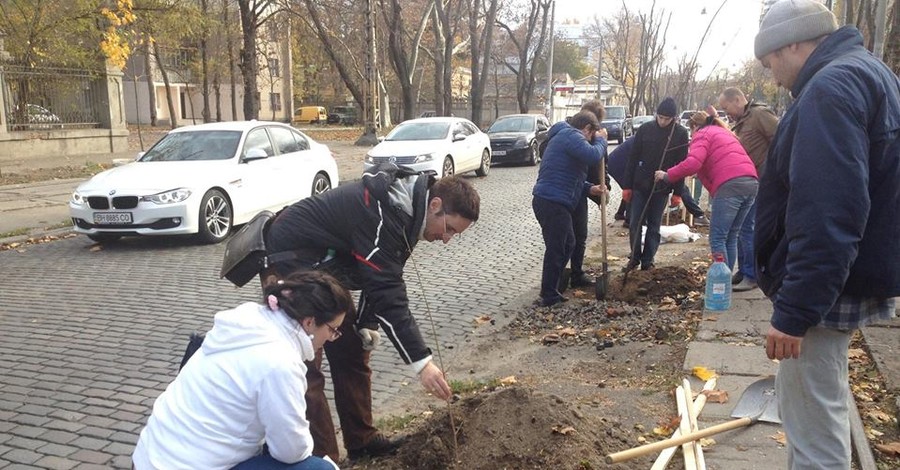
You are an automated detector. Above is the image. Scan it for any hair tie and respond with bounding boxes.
[267,294,279,311]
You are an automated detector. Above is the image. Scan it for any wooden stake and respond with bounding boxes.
[651,377,717,470]
[675,385,697,469]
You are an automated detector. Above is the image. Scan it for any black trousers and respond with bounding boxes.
[570,197,588,276]
[532,195,574,303]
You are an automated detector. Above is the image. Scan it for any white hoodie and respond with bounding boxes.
[132,302,318,469]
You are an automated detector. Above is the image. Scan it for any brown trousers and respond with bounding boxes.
[304,305,377,461]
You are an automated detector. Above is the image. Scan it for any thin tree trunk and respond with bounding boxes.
[152,41,178,128]
[143,39,158,126]
[200,0,211,122]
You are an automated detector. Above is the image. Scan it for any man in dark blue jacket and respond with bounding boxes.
[532,111,608,306]
[754,1,900,467]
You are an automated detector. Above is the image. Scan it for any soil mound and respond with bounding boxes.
[357,386,641,469]
[606,265,703,303]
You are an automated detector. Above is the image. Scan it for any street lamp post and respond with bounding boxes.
[545,0,556,120]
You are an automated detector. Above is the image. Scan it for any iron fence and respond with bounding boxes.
[1,65,104,131]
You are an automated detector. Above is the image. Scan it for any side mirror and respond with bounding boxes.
[452,133,466,142]
[626,114,633,119]
[136,151,145,161]
[243,148,268,162]
[377,136,385,142]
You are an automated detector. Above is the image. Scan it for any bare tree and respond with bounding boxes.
[236,0,277,120]
[379,0,434,121]
[468,0,499,126]
[432,0,469,115]
[495,0,552,113]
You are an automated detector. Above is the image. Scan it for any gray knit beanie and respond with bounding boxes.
[754,0,838,59]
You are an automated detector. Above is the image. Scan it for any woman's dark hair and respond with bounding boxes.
[264,271,354,326]
[429,176,480,222]
[569,110,601,133]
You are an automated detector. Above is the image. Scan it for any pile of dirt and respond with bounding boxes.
[354,386,644,469]
[507,266,705,348]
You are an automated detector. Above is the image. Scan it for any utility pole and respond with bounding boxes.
[874,0,888,60]
[596,35,603,102]
[357,0,379,146]
[545,0,555,120]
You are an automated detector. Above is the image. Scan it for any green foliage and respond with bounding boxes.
[374,414,418,432]
[0,0,109,67]
[551,39,593,80]
[449,377,503,394]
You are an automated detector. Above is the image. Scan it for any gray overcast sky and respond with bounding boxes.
[553,0,766,78]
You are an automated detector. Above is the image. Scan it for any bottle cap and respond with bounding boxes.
[712,253,726,262]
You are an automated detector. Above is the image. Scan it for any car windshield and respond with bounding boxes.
[386,122,450,141]
[488,116,535,133]
[605,107,626,119]
[140,131,242,162]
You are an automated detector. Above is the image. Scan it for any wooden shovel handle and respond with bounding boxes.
[605,416,752,464]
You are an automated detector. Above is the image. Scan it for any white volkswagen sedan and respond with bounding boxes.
[69,121,339,244]
[363,117,491,178]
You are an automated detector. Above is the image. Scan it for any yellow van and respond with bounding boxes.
[294,106,327,124]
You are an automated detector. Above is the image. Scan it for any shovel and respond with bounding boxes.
[605,376,781,464]
[595,157,610,300]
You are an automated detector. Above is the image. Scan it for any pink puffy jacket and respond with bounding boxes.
[666,125,757,197]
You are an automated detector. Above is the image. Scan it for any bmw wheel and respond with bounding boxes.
[197,189,232,244]
[442,156,455,178]
[312,173,331,196]
[475,149,491,177]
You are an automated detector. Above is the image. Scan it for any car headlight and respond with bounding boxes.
[364,153,374,164]
[515,136,528,147]
[141,188,192,204]
[414,153,434,163]
[71,191,86,206]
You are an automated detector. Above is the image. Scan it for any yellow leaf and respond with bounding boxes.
[558,327,577,337]
[551,424,576,435]
[499,376,518,386]
[473,315,491,325]
[698,438,716,447]
[692,366,717,381]
[848,348,866,359]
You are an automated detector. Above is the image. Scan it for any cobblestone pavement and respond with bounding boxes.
[0,162,617,468]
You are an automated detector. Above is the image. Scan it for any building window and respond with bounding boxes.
[268,57,280,77]
[271,93,282,111]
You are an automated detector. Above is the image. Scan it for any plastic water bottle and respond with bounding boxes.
[705,253,732,311]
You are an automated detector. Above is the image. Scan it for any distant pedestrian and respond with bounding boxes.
[655,111,757,273]
[532,110,608,306]
[717,87,778,292]
[133,271,350,470]
[621,97,689,271]
[754,1,900,468]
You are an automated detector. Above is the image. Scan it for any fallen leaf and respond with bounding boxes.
[704,316,719,321]
[473,315,491,325]
[551,424,576,435]
[865,409,893,423]
[499,376,518,386]
[541,333,560,344]
[701,389,729,403]
[89,245,102,252]
[652,426,672,436]
[770,431,787,445]
[698,438,716,448]
[558,327,577,337]
[848,348,866,360]
[608,255,622,261]
[875,441,900,456]
[636,435,647,443]
[692,366,717,381]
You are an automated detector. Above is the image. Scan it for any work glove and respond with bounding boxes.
[357,327,381,351]
[670,195,682,207]
[622,189,632,203]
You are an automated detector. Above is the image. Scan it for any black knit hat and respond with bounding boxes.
[656,97,677,118]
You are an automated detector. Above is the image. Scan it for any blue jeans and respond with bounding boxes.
[533,196,574,303]
[232,454,334,470]
[709,193,755,272]
[628,190,669,268]
[737,198,757,280]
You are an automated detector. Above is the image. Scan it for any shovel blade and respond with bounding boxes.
[731,376,781,424]
[595,264,609,300]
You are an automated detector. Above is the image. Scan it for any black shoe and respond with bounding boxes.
[348,433,404,461]
[732,272,744,285]
[692,215,710,227]
[614,212,627,221]
[540,296,569,307]
[640,263,655,271]
[622,260,639,272]
[570,273,594,287]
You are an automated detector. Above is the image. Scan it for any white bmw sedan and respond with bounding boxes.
[69,121,339,244]
[363,117,491,178]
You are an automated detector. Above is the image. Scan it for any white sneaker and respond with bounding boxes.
[733,278,758,292]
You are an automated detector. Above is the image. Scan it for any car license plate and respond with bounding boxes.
[93,212,133,225]
[493,150,506,156]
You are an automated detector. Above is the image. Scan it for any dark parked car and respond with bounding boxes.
[486,114,550,166]
[326,106,358,125]
[601,105,632,144]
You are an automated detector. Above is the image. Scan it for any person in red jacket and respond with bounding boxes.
[654,111,757,272]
